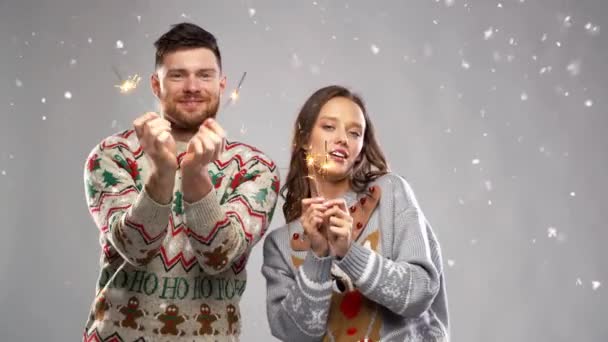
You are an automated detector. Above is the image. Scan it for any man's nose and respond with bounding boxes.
[184,75,202,92]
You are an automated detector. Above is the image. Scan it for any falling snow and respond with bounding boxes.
[566,60,581,76]
[115,40,124,49]
[484,27,494,40]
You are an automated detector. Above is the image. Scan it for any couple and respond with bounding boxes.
[83,23,449,342]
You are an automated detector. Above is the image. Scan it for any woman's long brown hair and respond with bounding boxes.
[281,85,390,223]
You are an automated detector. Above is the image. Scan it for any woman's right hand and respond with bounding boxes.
[301,197,330,257]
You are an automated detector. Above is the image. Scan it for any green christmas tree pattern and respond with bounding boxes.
[173,191,183,216]
[102,170,121,188]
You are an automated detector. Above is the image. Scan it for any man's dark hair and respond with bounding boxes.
[154,22,222,70]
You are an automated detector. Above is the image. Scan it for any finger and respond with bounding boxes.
[199,126,223,151]
[328,225,350,238]
[148,117,171,130]
[149,127,171,143]
[302,197,326,207]
[329,216,346,228]
[324,198,348,212]
[188,135,204,159]
[323,206,348,219]
[144,118,170,140]
[157,130,172,144]
[200,135,216,157]
[133,112,159,138]
[204,118,226,139]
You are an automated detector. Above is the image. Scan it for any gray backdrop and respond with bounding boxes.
[1,0,607,341]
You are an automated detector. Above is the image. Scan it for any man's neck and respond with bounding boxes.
[170,126,197,143]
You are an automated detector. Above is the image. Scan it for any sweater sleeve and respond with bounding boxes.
[84,138,171,267]
[336,177,442,318]
[183,154,280,275]
[262,231,334,341]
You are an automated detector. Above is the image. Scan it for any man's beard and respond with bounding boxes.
[162,95,220,131]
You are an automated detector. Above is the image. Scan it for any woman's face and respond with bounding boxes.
[306,96,366,181]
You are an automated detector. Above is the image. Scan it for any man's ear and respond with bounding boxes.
[151,73,161,98]
[220,75,227,93]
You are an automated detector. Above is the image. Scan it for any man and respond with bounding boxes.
[83,22,280,341]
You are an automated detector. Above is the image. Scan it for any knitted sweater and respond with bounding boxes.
[262,173,449,342]
[83,129,279,341]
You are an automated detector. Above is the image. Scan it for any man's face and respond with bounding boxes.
[152,47,226,131]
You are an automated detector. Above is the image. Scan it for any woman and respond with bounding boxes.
[262,85,449,341]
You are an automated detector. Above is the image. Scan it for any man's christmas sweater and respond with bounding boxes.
[82,129,279,341]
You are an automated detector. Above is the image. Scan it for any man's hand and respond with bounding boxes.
[133,112,177,204]
[180,118,226,203]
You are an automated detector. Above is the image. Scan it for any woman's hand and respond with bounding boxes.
[300,197,330,257]
[323,199,353,258]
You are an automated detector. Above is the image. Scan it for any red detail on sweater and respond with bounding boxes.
[340,290,363,319]
[350,205,357,213]
[188,196,266,246]
[359,197,367,206]
[214,152,276,170]
[356,222,363,230]
[160,245,197,269]
[124,217,166,243]
[90,188,138,214]
[369,186,375,193]
[87,154,100,172]
[293,233,300,240]
[126,158,139,179]
[347,327,358,335]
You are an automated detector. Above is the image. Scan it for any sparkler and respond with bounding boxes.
[112,66,141,94]
[305,140,331,197]
[223,71,247,107]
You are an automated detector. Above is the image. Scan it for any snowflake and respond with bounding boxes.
[115,40,124,49]
[370,44,380,55]
[566,60,581,76]
[304,309,326,331]
[484,27,494,40]
[291,297,302,312]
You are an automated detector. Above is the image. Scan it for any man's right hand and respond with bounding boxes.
[133,112,177,204]
[301,197,330,257]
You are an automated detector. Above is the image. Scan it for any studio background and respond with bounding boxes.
[1,0,607,341]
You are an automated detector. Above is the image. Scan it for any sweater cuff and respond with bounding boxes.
[183,188,225,230]
[336,243,372,280]
[301,250,334,284]
[128,187,172,231]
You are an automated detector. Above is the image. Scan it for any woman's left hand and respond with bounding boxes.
[323,198,354,258]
